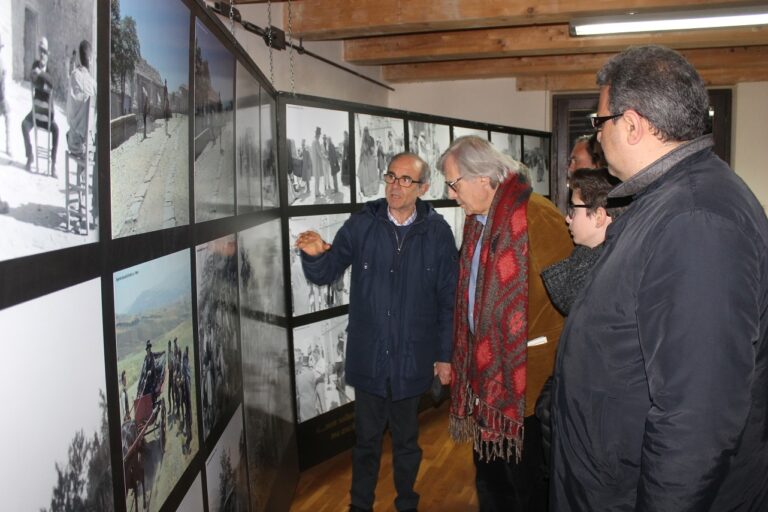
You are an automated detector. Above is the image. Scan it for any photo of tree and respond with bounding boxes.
[194,19,235,222]
[0,0,98,262]
[0,278,113,511]
[110,0,190,238]
[113,250,198,512]
[196,234,242,440]
[206,404,250,512]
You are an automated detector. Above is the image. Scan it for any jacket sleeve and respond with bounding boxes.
[435,224,458,363]
[635,211,760,511]
[300,218,355,286]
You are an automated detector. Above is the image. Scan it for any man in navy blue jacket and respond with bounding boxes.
[551,45,768,511]
[297,152,457,512]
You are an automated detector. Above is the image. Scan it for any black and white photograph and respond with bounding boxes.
[239,218,285,320]
[523,134,551,196]
[0,278,113,512]
[294,315,353,423]
[176,474,204,512]
[289,213,351,316]
[235,62,260,214]
[110,0,190,239]
[434,205,465,249]
[0,0,98,262]
[241,319,293,511]
[194,19,235,222]
[453,126,488,141]
[260,91,278,208]
[408,120,450,200]
[286,104,350,206]
[490,131,522,163]
[205,404,250,512]
[354,113,404,202]
[196,234,242,440]
[113,250,198,512]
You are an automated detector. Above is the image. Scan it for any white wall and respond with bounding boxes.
[732,82,768,210]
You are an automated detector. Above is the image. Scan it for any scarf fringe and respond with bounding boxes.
[449,388,524,463]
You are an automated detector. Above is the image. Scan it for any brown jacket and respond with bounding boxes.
[525,193,572,416]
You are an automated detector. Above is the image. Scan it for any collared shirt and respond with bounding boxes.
[387,207,417,226]
[469,214,487,333]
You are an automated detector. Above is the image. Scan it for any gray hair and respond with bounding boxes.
[389,151,431,184]
[437,135,527,188]
[596,45,708,143]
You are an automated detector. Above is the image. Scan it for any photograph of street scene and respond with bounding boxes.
[113,250,198,512]
[205,404,250,512]
[408,120,449,200]
[235,62,260,213]
[196,234,242,440]
[194,19,235,222]
[355,113,404,202]
[523,134,551,196]
[0,0,98,262]
[491,131,522,163]
[0,278,113,512]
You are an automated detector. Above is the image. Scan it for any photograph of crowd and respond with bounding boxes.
[434,206,465,249]
[205,404,250,512]
[289,213,351,316]
[241,320,293,511]
[294,315,353,423]
[490,131,522,163]
[196,234,242,440]
[113,250,198,512]
[194,19,235,222]
[408,120,449,200]
[523,134,551,196]
[260,92,278,208]
[453,126,488,141]
[0,279,113,512]
[354,113,404,202]
[176,474,204,512]
[235,62,260,213]
[110,0,190,239]
[239,218,285,320]
[285,104,350,206]
[0,0,98,262]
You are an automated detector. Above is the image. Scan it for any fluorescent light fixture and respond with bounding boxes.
[570,6,768,36]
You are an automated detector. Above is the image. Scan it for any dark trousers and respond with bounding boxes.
[473,415,549,512]
[351,388,422,511]
[22,112,58,164]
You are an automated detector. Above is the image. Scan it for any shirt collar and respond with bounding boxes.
[388,207,417,226]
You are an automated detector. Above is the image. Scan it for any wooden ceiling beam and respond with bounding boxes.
[285,0,757,40]
[345,24,768,65]
[516,66,768,91]
[382,46,768,83]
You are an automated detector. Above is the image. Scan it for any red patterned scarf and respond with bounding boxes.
[449,174,530,461]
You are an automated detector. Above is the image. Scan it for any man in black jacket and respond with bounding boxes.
[296,152,457,512]
[551,45,768,511]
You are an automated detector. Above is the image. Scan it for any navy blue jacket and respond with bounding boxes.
[551,138,768,511]
[301,198,457,400]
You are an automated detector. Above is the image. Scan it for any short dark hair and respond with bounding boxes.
[569,167,622,217]
[596,45,708,142]
[79,40,92,68]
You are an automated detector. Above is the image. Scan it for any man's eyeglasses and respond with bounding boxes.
[567,202,591,217]
[444,176,464,192]
[383,172,422,187]
[590,112,624,131]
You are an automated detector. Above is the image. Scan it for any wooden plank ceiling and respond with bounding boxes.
[233,0,768,91]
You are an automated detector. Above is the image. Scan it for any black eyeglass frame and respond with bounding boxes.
[444,176,464,192]
[590,112,624,131]
[566,202,592,217]
[383,172,423,188]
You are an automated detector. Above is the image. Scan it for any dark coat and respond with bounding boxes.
[551,137,768,511]
[301,198,457,400]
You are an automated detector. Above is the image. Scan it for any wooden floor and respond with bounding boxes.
[290,400,478,511]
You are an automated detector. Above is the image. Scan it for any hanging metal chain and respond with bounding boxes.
[228,0,235,34]
[287,0,295,95]
[267,0,274,87]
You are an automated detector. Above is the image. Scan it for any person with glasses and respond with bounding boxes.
[296,152,458,512]
[551,45,768,512]
[438,135,572,511]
